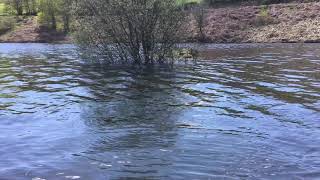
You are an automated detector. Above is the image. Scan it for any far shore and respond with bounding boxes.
[1,1,319,44]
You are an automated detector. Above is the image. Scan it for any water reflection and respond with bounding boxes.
[79,65,180,143]
[0,43,319,179]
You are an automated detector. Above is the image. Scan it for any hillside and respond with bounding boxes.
[0,1,319,43]
[186,2,320,43]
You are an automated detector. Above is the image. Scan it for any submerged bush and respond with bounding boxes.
[73,0,185,64]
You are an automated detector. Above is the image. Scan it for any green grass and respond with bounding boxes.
[176,0,202,5]
[0,3,5,15]
[0,16,15,35]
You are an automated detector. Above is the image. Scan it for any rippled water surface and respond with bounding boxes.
[0,43,320,179]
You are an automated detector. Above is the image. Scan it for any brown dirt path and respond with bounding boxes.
[0,16,69,43]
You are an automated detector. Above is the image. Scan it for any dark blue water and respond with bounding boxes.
[0,43,319,179]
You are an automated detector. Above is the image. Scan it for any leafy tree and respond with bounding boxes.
[7,0,23,15]
[38,0,70,32]
[60,0,71,33]
[23,0,37,15]
[38,0,57,29]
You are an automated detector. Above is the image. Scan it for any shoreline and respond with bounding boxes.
[1,40,320,44]
[1,2,319,44]
[1,42,320,45]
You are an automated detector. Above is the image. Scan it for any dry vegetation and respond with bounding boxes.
[74,0,185,63]
[1,0,319,43]
[185,1,320,43]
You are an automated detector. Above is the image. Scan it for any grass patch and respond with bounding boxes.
[176,0,202,5]
[0,3,5,15]
[0,16,16,35]
[253,5,274,26]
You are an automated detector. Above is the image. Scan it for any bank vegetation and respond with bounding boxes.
[0,0,319,59]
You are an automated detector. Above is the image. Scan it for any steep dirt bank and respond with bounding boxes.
[0,17,69,43]
[186,2,320,43]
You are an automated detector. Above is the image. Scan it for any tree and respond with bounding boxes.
[59,0,71,33]
[73,0,185,64]
[192,6,207,42]
[37,0,71,32]
[23,0,37,15]
[5,0,36,15]
[7,0,23,15]
[38,0,57,29]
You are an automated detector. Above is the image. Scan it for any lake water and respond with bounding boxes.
[0,43,319,179]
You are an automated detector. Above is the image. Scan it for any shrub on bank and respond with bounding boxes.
[252,5,274,26]
[0,16,15,35]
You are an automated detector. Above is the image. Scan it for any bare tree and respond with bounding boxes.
[192,6,207,42]
[73,0,185,64]
[60,0,71,33]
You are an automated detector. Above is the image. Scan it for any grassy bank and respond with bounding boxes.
[0,16,69,43]
[186,2,320,43]
[0,16,16,35]
[0,1,319,43]
[176,0,202,5]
